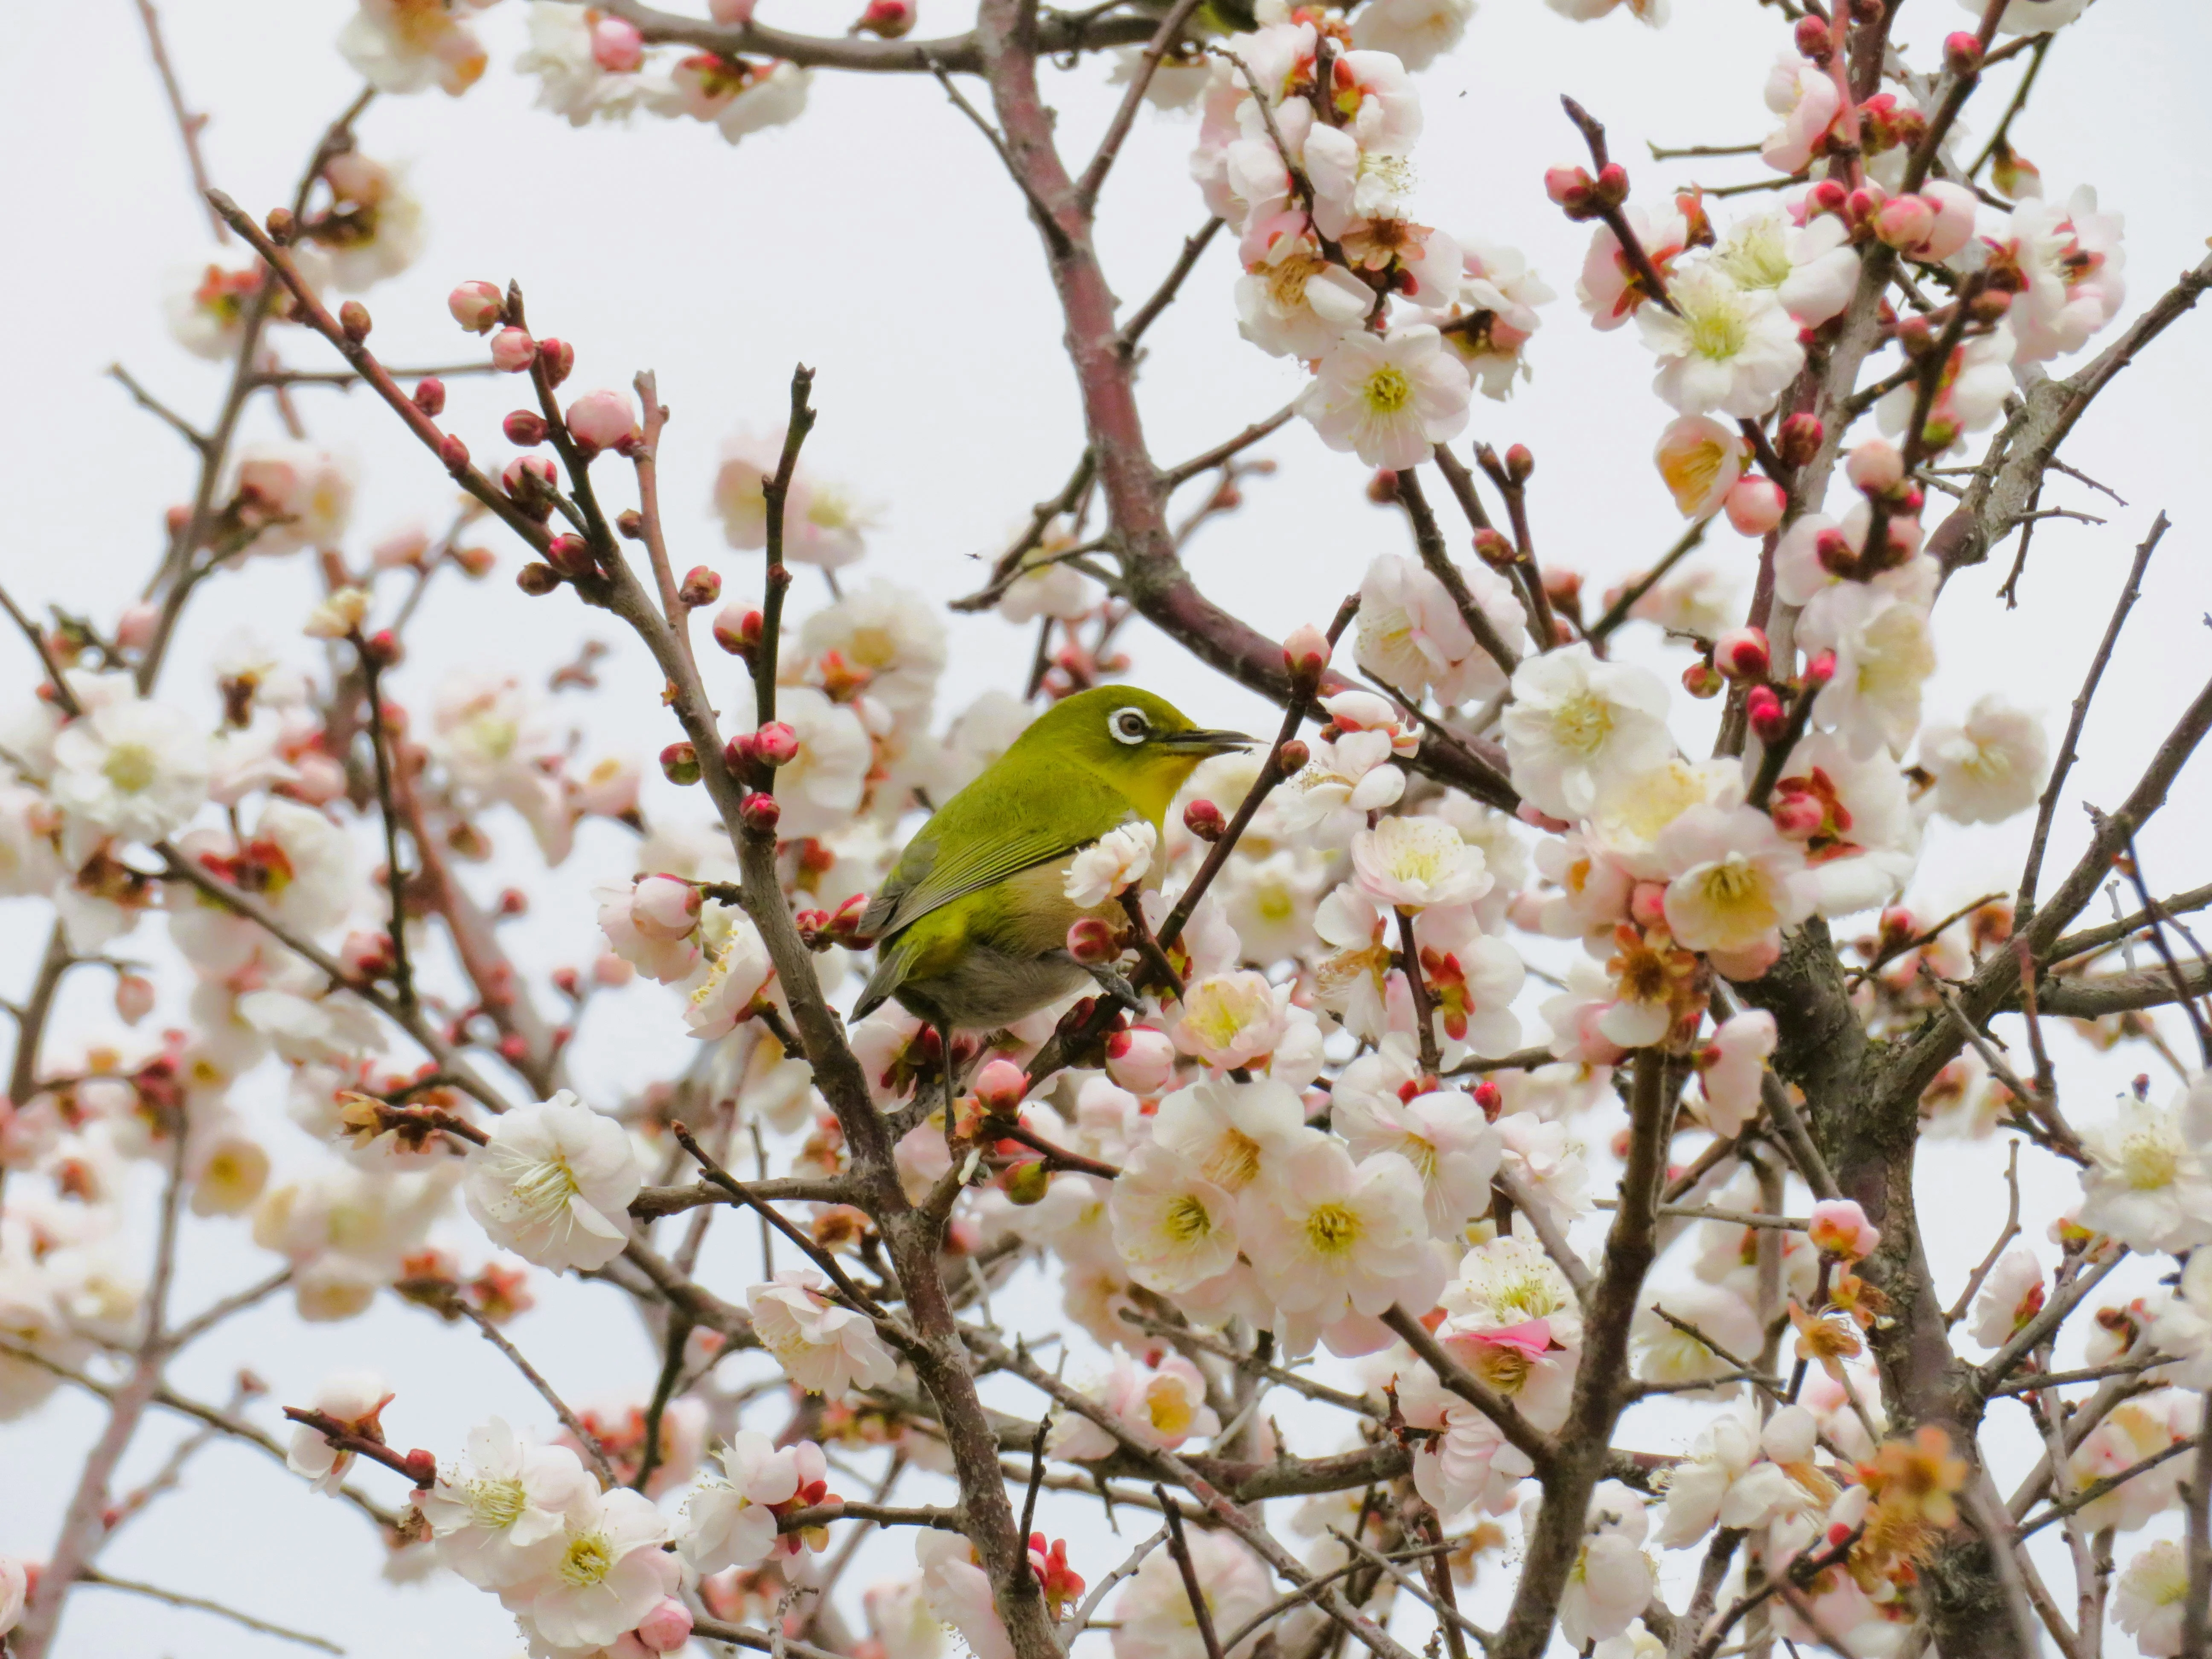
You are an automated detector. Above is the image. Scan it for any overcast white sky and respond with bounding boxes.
[6,0,2212,1654]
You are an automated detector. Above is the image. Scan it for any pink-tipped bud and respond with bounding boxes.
[1183,798,1226,843]
[1472,527,1517,568]
[1808,179,1849,218]
[1066,917,1120,966]
[713,602,763,656]
[437,434,471,475]
[740,791,781,833]
[1746,685,1790,745]
[752,722,799,767]
[114,972,155,1025]
[1504,443,1535,483]
[590,15,645,70]
[1777,414,1824,469]
[401,1449,438,1487]
[1872,194,1937,252]
[566,388,641,455]
[1544,165,1597,216]
[339,300,372,341]
[852,0,915,36]
[1943,30,1983,76]
[504,410,548,446]
[546,534,596,581]
[661,742,701,786]
[1815,527,1858,579]
[1472,1080,1503,1121]
[679,566,721,607]
[1714,626,1770,682]
[1366,469,1400,504]
[1846,438,1905,495]
[412,377,445,416]
[1682,660,1724,699]
[537,338,575,387]
[448,280,504,334]
[825,892,871,948]
[1283,623,1331,678]
[631,875,701,941]
[503,455,558,519]
[1629,881,1669,931]
[1105,1026,1176,1094]
[974,1058,1030,1114]
[489,327,537,372]
[1771,791,1826,838]
[635,1599,695,1654]
[1275,738,1310,773]
[1591,164,1628,208]
[1794,14,1834,60]
[1802,648,1837,687]
[115,602,158,652]
[361,629,403,668]
[1723,477,1787,536]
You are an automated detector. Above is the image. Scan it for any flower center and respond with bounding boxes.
[2118,1129,2180,1190]
[1201,1128,1264,1191]
[1551,691,1615,757]
[1682,286,1751,361]
[504,1155,583,1227]
[467,1476,530,1533]
[1698,856,1763,909]
[1304,1201,1363,1257]
[1716,221,1793,292]
[558,1529,614,1588]
[102,743,159,796]
[1145,1378,1197,1438]
[1162,1194,1215,1243]
[1361,364,1413,416]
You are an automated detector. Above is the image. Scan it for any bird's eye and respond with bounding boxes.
[1110,707,1150,745]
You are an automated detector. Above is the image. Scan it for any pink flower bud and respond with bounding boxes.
[1872,194,1937,252]
[661,742,701,786]
[1794,14,1834,60]
[1282,623,1331,678]
[1846,438,1905,495]
[1746,685,1790,745]
[1472,527,1517,568]
[546,534,596,580]
[1723,477,1786,536]
[1105,1026,1176,1094]
[708,0,757,18]
[1714,626,1770,682]
[679,566,720,607]
[448,280,504,334]
[1066,917,1119,966]
[1682,661,1724,699]
[1544,165,1596,215]
[1807,180,1849,218]
[1917,181,1980,262]
[401,1448,438,1487]
[1943,30,1983,76]
[1504,443,1536,483]
[1473,1080,1503,1121]
[712,602,762,656]
[1275,738,1310,773]
[1629,882,1668,931]
[1771,792,1825,838]
[1807,1198,1882,1261]
[566,389,641,455]
[852,0,915,37]
[537,338,575,387]
[114,972,155,1025]
[1183,798,1226,842]
[115,603,158,652]
[413,377,445,416]
[631,875,701,941]
[489,327,537,372]
[341,930,397,979]
[504,455,558,518]
[1777,414,1824,468]
[974,1058,1030,1114]
[437,434,471,475]
[1815,527,1858,578]
[634,1599,694,1654]
[752,722,799,767]
[504,410,548,446]
[590,15,645,70]
[1803,648,1837,687]
[740,792,781,833]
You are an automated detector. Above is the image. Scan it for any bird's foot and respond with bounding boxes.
[1082,961,1146,1016]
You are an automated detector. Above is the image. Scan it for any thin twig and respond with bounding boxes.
[77,1569,343,1654]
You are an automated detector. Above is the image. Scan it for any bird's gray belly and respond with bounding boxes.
[894,946,1092,1032]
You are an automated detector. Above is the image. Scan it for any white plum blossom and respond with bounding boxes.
[1065,821,1158,908]
[2003,186,2127,362]
[1696,1009,1777,1136]
[230,442,357,554]
[1351,815,1492,911]
[1711,209,1860,327]
[679,1431,818,1573]
[1241,1139,1437,1334]
[748,685,871,839]
[1966,0,2089,32]
[1802,587,1938,759]
[747,1268,900,1395]
[682,903,777,1041]
[917,1533,1014,1659]
[1638,259,1807,418]
[1333,1080,1502,1234]
[1355,553,1525,707]
[419,1419,597,1590]
[1047,1352,1220,1461]
[1500,644,1673,819]
[338,0,489,96]
[1296,326,1474,469]
[1168,972,1327,1083]
[1555,1481,1657,1648]
[1439,240,1555,399]
[50,699,210,848]
[1236,224,1376,359]
[1657,804,1816,959]
[713,429,876,568]
[1761,51,1841,174]
[1918,696,2049,824]
[1969,1247,2047,1350]
[2112,1540,2192,1656]
[1654,1407,1818,1546]
[503,1485,678,1650]
[1111,1526,1272,1659]
[2077,1095,2212,1254]
[1653,415,1746,520]
[463,1092,643,1272]
[2146,1248,2212,1389]
[1110,1144,1243,1294]
[1350,0,1476,69]
[285,1369,393,1495]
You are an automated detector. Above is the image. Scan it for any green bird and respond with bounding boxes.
[852,686,1252,1038]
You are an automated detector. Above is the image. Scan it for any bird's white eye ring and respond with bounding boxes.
[1110,707,1150,745]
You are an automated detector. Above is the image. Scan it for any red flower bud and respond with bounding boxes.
[1183,798,1226,842]
[1777,413,1824,468]
[1472,1080,1503,1121]
[412,377,446,417]
[713,603,763,657]
[1794,14,1834,60]
[1746,685,1791,744]
[1714,626,1770,682]
[1808,180,1849,218]
[740,792,782,834]
[1366,468,1400,504]
[489,327,537,373]
[1943,30,1982,76]
[437,434,471,475]
[264,207,297,245]
[661,742,701,786]
[1066,917,1119,965]
[1544,165,1597,217]
[1275,738,1310,773]
[537,337,575,387]
[752,722,799,767]
[1472,527,1517,568]
[402,1449,438,1487]
[504,410,549,446]
[1803,648,1837,687]
[1682,660,1725,699]
[361,629,404,668]
[1592,164,1629,208]
[679,566,721,607]
[546,534,596,580]
[1283,623,1331,679]
[1504,443,1535,483]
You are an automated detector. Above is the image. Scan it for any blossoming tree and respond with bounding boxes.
[5,1,2212,1657]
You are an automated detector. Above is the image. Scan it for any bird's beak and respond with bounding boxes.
[1158,728,1255,757]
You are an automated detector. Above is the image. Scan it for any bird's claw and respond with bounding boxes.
[1082,961,1146,1016]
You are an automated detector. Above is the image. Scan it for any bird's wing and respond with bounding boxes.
[858,765,1138,943]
